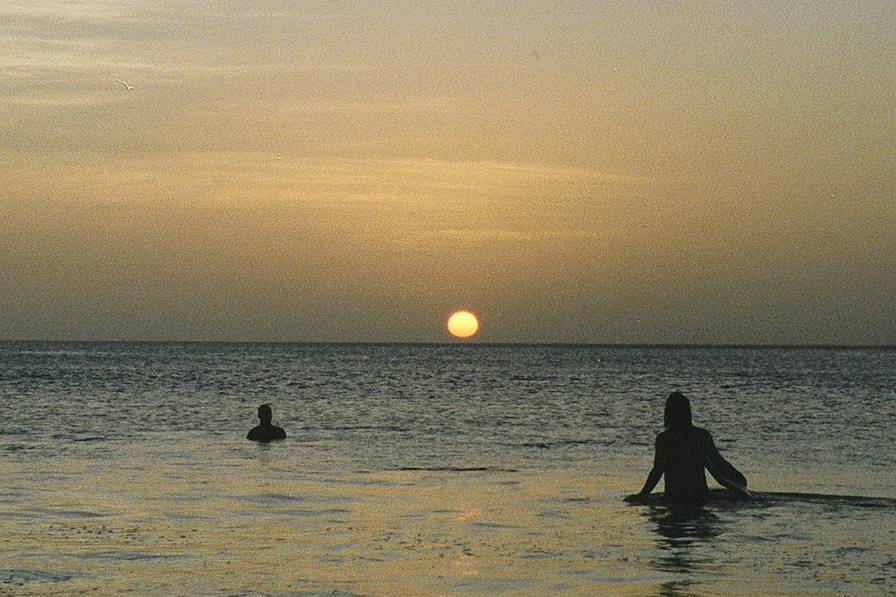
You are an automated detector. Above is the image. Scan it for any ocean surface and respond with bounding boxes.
[1,342,894,595]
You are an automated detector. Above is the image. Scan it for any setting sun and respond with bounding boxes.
[446,310,479,339]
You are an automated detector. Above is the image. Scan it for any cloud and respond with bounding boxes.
[424,227,597,245]
[303,97,455,114]
[0,2,366,109]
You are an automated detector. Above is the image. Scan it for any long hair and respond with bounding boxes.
[664,391,693,427]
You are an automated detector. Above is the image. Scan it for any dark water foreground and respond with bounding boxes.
[1,342,894,594]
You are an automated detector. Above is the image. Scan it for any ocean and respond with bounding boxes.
[1,342,894,595]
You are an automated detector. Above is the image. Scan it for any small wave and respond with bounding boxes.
[520,438,598,449]
[0,569,73,585]
[329,425,411,433]
[556,438,599,446]
[285,590,368,597]
[537,510,572,520]
[75,552,185,562]
[284,508,351,517]
[520,548,557,560]
[473,521,520,530]
[31,508,107,519]
[49,434,108,443]
[393,466,519,473]
[521,442,550,449]
[245,493,309,504]
[243,493,347,505]
[759,491,896,509]
[627,489,896,509]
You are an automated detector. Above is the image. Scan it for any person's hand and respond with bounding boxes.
[728,486,754,500]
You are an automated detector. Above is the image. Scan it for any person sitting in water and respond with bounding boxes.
[247,404,286,442]
[627,391,750,505]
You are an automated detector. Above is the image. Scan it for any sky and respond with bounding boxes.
[1,1,893,343]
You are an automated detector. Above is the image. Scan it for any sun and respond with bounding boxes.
[446,310,479,339]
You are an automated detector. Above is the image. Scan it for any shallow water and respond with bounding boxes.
[1,343,894,594]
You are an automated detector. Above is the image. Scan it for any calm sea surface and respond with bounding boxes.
[1,342,894,595]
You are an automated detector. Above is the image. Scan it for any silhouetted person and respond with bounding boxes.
[247,404,286,442]
[628,391,750,506]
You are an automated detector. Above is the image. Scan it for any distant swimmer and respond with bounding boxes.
[626,391,751,507]
[247,404,286,442]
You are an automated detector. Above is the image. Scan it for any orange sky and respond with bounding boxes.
[1,2,894,343]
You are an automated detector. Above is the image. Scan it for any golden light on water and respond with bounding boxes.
[446,310,479,339]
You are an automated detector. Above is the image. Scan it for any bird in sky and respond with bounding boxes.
[116,79,135,91]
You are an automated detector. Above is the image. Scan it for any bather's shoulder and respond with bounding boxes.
[657,425,713,443]
[247,425,286,442]
[691,426,715,443]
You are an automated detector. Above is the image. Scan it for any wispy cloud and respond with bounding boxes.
[303,97,455,114]
[426,227,598,244]
[0,2,368,108]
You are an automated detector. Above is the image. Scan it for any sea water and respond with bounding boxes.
[1,342,894,594]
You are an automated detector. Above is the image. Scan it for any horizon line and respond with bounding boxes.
[1,339,894,350]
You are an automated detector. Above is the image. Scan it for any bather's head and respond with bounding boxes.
[664,391,692,428]
[257,404,273,425]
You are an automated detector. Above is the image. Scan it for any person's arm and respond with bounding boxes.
[638,440,664,496]
[625,439,663,502]
[703,431,752,498]
[704,435,721,468]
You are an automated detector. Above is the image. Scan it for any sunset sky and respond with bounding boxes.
[1,1,893,343]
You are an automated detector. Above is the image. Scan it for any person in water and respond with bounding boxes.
[629,391,750,505]
[247,404,286,442]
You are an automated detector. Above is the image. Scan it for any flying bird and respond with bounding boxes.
[116,79,135,91]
